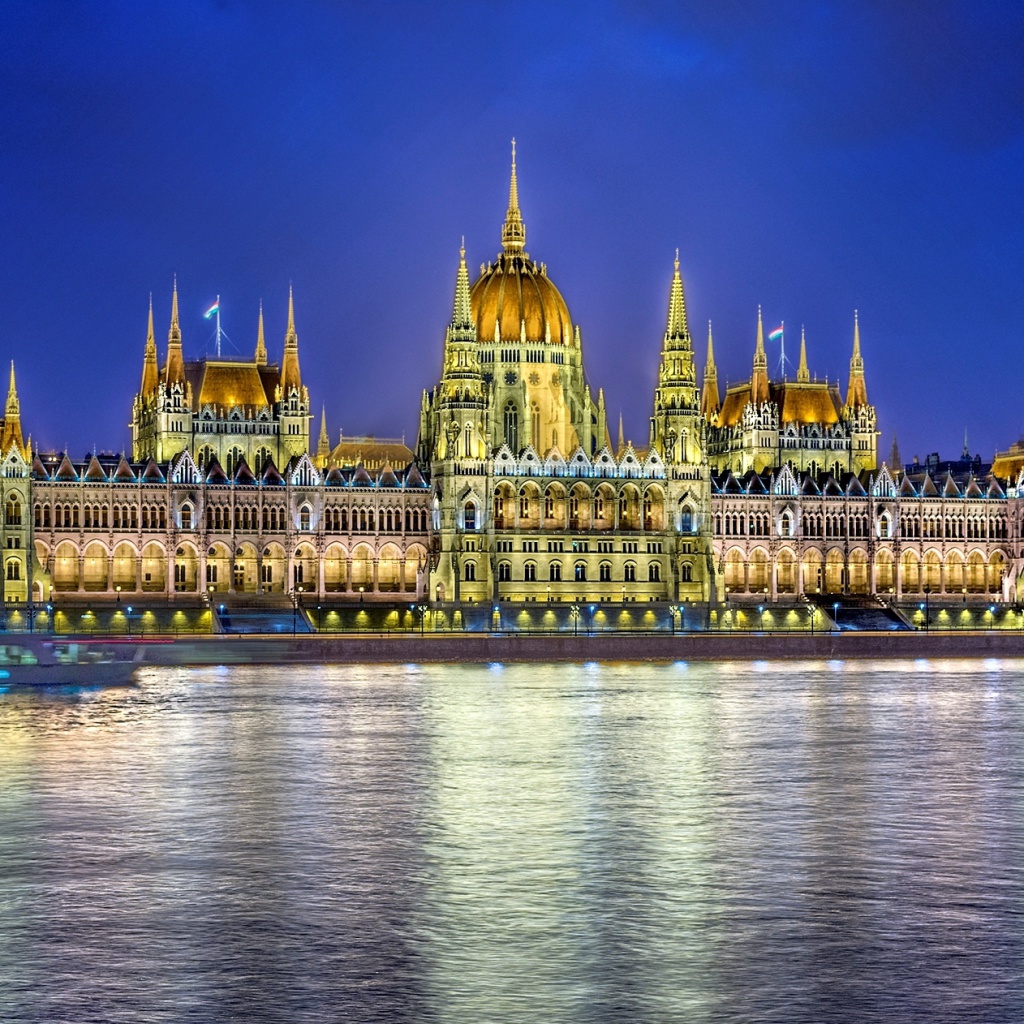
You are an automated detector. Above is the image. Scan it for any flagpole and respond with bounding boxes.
[780,320,785,377]
[216,294,221,357]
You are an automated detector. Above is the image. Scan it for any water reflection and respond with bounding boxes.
[0,660,1021,1022]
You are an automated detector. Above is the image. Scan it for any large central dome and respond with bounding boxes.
[470,142,575,347]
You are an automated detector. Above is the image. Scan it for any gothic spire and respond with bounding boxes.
[665,249,690,342]
[501,138,526,253]
[701,320,720,419]
[1,361,24,455]
[254,300,267,366]
[845,310,868,408]
[797,326,810,382]
[751,306,770,404]
[280,284,302,393]
[141,294,159,396]
[317,405,330,460]
[164,276,185,385]
[449,238,475,338]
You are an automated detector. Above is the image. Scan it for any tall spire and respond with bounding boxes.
[451,238,474,335]
[280,284,302,393]
[140,294,159,396]
[751,306,770,404]
[254,301,267,365]
[617,411,625,453]
[890,432,902,470]
[501,138,526,253]
[1,361,24,455]
[665,249,690,341]
[845,309,868,408]
[701,320,720,419]
[797,326,810,382]
[164,276,185,385]
[317,405,330,461]
[962,427,971,461]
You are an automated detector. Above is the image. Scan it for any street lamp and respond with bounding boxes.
[126,605,132,636]
[359,585,365,606]
[924,586,931,632]
[570,603,580,637]
[833,601,840,632]
[810,603,815,635]
[758,603,764,632]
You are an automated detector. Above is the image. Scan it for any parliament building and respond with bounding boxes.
[0,147,1018,623]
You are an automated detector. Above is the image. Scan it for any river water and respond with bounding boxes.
[0,658,1021,1023]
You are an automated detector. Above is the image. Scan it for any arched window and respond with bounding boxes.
[681,562,692,582]
[680,507,693,533]
[624,562,636,583]
[503,400,519,453]
[180,503,193,531]
[6,558,20,581]
[574,562,587,582]
[530,401,540,446]
[648,562,661,582]
[524,561,537,582]
[464,502,477,531]
[498,561,511,582]
[5,498,21,526]
[599,562,611,582]
[463,561,476,582]
[299,504,312,531]
[549,561,562,582]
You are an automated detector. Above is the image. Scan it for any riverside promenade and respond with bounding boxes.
[114,629,1024,666]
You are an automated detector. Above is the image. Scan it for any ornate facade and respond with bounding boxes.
[1,144,1021,618]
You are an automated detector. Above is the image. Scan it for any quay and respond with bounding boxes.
[82,628,1024,666]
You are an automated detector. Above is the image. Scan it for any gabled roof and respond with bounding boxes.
[112,455,136,483]
[31,455,50,480]
[233,460,256,486]
[964,476,984,498]
[899,475,917,497]
[987,476,1006,499]
[351,464,373,486]
[205,460,229,485]
[942,473,961,498]
[83,454,107,482]
[261,460,284,485]
[800,474,821,496]
[377,462,399,488]
[920,473,939,497]
[404,463,427,487]
[324,465,345,486]
[846,475,866,496]
[823,476,844,496]
[142,458,165,483]
[54,454,79,481]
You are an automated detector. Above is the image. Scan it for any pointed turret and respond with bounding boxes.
[701,321,720,419]
[254,301,267,366]
[164,277,186,385]
[962,428,971,461]
[280,285,302,392]
[449,239,475,340]
[751,306,770,404]
[500,138,526,253]
[140,294,159,396]
[890,432,901,470]
[665,249,689,340]
[316,405,330,463]
[845,310,868,408]
[1,361,24,455]
[797,326,810,383]
[617,412,625,453]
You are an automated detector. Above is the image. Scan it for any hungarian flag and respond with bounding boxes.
[768,325,784,342]
[203,299,220,320]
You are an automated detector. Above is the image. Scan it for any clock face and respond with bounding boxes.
[504,371,518,385]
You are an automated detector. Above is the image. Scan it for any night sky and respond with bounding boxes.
[2,2,1023,466]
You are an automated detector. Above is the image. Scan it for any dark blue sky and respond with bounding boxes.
[2,1,1023,464]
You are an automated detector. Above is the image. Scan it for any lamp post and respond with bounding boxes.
[833,601,840,632]
[570,603,580,637]
[758,603,764,632]
[126,605,132,637]
[810,603,815,635]
[359,585,364,606]
[924,586,930,632]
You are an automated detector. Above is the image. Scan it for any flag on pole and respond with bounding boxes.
[203,299,220,320]
[768,325,784,342]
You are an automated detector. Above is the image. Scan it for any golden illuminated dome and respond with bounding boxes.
[470,140,575,347]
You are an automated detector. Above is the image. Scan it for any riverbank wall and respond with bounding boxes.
[121,630,1024,666]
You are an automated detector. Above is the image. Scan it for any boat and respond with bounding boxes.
[0,637,143,688]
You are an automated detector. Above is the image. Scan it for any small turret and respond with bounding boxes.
[140,295,159,396]
[164,277,185,386]
[846,310,868,408]
[280,285,302,393]
[751,306,770,405]
[797,326,810,383]
[701,321,720,419]
[255,301,267,366]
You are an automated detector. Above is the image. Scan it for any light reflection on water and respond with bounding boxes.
[0,659,1022,1023]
